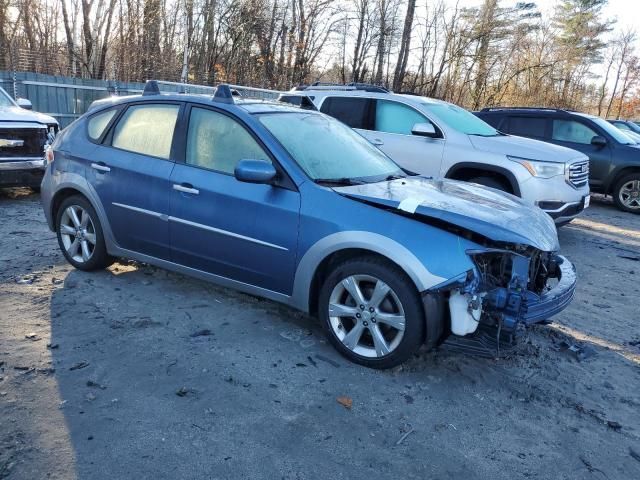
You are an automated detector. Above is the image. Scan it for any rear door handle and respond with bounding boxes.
[173,183,200,195]
[91,162,110,173]
[370,138,384,146]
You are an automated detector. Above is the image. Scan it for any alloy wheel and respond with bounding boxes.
[328,274,406,358]
[619,180,640,210]
[59,205,97,263]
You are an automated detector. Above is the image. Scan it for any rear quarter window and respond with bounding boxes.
[87,109,118,141]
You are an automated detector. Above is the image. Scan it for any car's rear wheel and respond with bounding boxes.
[56,195,114,271]
[612,173,640,214]
[318,256,425,369]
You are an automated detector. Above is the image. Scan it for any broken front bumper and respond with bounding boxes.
[484,255,576,330]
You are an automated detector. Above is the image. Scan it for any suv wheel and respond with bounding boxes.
[318,256,426,369]
[613,173,640,213]
[469,176,510,193]
[56,195,114,270]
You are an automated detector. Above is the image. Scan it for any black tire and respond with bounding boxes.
[55,195,114,271]
[469,176,511,193]
[612,172,640,214]
[318,256,427,369]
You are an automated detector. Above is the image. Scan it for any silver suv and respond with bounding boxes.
[280,85,590,224]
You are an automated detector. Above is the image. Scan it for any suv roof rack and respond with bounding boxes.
[142,80,235,104]
[295,82,389,93]
[480,106,566,113]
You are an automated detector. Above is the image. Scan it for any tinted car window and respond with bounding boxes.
[552,120,597,144]
[186,107,270,174]
[321,97,371,129]
[375,100,428,135]
[87,109,117,140]
[508,116,547,139]
[112,104,179,159]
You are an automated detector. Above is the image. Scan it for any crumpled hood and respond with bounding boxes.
[469,134,586,163]
[0,106,57,125]
[334,177,559,251]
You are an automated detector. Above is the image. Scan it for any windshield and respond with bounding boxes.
[422,103,499,136]
[590,116,636,144]
[258,112,404,182]
[0,88,16,108]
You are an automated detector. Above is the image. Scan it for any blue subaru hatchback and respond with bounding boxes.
[41,82,576,368]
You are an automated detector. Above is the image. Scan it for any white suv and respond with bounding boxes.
[279,85,590,224]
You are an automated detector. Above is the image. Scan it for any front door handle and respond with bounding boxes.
[370,138,384,146]
[173,183,200,195]
[91,162,111,173]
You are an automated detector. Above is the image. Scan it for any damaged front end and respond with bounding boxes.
[432,245,577,340]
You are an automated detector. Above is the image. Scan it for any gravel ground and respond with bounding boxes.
[1,188,639,480]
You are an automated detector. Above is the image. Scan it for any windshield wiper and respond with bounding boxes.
[314,177,366,186]
[384,174,406,181]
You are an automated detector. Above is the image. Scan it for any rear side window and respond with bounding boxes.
[508,116,547,139]
[186,107,270,174]
[320,97,372,129]
[552,120,597,145]
[112,104,179,159]
[375,100,429,135]
[87,109,117,141]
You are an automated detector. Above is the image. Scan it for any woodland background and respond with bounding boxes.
[0,0,639,118]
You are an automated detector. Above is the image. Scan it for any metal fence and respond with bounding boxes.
[0,71,282,129]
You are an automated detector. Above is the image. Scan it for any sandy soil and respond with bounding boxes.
[1,188,639,480]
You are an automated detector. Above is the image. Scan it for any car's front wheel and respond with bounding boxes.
[56,195,114,271]
[318,256,426,369]
[612,173,640,214]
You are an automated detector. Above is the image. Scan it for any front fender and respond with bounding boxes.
[290,231,449,312]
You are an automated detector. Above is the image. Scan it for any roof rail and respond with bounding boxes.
[296,81,389,93]
[142,79,236,104]
[480,106,565,113]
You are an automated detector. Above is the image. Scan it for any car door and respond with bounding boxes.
[169,105,300,294]
[87,102,181,259]
[549,118,611,187]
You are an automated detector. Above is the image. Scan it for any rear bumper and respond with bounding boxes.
[0,158,45,187]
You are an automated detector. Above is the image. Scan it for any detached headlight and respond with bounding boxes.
[507,156,565,178]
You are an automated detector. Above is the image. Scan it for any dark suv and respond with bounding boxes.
[475,108,640,213]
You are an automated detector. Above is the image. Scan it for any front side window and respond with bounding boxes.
[186,107,270,174]
[112,104,179,159]
[552,120,597,145]
[87,109,117,140]
[375,100,429,135]
[320,97,371,129]
[508,116,547,139]
[259,112,403,182]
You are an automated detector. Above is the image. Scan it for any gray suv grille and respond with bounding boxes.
[568,160,589,188]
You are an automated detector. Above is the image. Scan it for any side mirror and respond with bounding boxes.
[591,135,607,147]
[16,98,32,110]
[411,122,437,138]
[234,159,277,184]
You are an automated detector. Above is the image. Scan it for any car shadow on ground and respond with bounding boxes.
[44,254,640,479]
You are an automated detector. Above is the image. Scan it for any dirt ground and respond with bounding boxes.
[1,187,639,480]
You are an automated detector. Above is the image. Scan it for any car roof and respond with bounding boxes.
[478,107,600,120]
[284,88,447,106]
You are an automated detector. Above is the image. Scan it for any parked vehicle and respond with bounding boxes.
[0,86,58,190]
[608,119,640,135]
[278,84,590,225]
[41,82,577,368]
[476,108,640,213]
